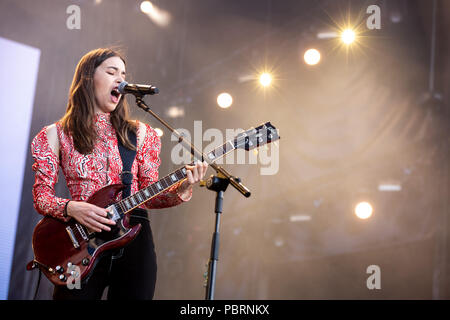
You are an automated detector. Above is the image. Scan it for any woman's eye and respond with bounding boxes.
[107,72,114,75]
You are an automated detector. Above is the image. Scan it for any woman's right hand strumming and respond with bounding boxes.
[66,201,116,233]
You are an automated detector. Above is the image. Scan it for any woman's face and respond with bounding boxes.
[93,56,126,114]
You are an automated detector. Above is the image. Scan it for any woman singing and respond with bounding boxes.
[31,48,207,299]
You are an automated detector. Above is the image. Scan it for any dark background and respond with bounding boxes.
[1,0,449,299]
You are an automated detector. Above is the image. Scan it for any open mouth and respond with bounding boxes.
[110,88,121,103]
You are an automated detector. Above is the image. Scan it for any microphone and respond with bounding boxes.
[118,81,159,96]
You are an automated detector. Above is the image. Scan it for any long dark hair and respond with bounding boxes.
[61,48,136,154]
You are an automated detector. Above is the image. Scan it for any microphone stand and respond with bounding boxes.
[134,96,251,300]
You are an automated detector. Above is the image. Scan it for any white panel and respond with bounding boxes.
[0,37,40,300]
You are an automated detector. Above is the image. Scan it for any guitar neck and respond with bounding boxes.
[115,166,188,215]
[205,140,236,162]
[115,138,237,215]
[114,121,279,215]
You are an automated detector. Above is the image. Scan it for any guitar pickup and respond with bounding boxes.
[106,204,121,221]
[66,226,80,249]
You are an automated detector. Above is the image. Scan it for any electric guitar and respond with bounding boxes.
[27,122,280,286]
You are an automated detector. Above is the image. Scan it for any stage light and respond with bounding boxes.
[166,106,185,118]
[140,1,153,14]
[378,182,402,192]
[140,1,171,27]
[217,93,233,109]
[317,31,338,39]
[289,215,312,222]
[354,201,373,219]
[341,29,356,44]
[238,74,254,83]
[303,48,321,66]
[154,128,164,137]
[259,73,272,87]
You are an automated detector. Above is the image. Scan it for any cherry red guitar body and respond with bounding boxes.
[30,183,142,286]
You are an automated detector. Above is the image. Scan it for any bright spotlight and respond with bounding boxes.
[140,1,171,27]
[341,29,356,44]
[140,1,153,13]
[217,93,233,109]
[154,128,164,137]
[166,106,185,118]
[354,202,373,220]
[303,48,321,66]
[259,73,272,87]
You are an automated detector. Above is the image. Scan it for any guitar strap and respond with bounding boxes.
[117,128,137,199]
[110,128,137,262]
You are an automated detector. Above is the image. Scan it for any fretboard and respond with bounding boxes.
[115,166,188,215]
[205,140,236,162]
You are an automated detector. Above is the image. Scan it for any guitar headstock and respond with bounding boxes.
[235,122,280,151]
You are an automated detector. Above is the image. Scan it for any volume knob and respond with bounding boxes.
[55,265,64,273]
[59,274,67,282]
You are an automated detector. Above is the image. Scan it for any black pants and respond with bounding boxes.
[53,210,157,300]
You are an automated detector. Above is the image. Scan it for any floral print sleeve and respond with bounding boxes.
[136,122,192,209]
[31,127,70,222]
[31,117,190,221]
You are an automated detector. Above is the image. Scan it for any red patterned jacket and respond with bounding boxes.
[31,113,190,221]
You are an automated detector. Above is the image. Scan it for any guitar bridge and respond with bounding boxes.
[75,223,89,241]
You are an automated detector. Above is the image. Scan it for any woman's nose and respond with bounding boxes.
[116,76,124,84]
